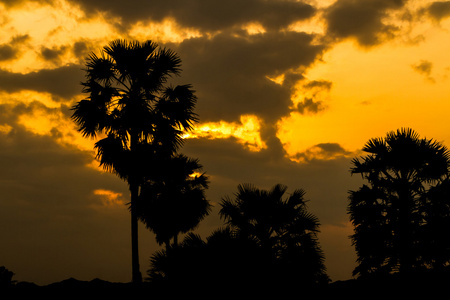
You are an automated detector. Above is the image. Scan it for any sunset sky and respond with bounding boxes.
[1,0,450,285]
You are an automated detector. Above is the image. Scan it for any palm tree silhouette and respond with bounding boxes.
[349,128,450,277]
[220,183,329,286]
[138,154,211,249]
[71,40,198,283]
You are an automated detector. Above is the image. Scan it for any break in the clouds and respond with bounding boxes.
[324,0,407,46]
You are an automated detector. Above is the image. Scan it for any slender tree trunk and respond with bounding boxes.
[129,130,142,283]
[130,181,143,283]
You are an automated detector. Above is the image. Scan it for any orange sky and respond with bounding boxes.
[1,0,450,285]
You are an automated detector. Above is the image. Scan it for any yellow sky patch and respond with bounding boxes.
[278,17,450,158]
[1,0,118,73]
[129,18,202,44]
[93,189,126,207]
[184,115,267,152]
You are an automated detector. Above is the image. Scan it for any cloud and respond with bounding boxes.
[0,34,30,62]
[426,1,450,21]
[412,59,435,82]
[324,0,407,46]
[0,64,84,99]
[170,30,326,125]
[291,143,353,163]
[293,79,333,114]
[40,45,70,62]
[69,0,316,31]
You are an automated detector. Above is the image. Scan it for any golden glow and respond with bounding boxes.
[189,172,203,178]
[266,74,285,85]
[93,189,126,206]
[0,124,12,134]
[242,22,266,35]
[129,18,202,44]
[184,115,267,152]
[1,0,119,73]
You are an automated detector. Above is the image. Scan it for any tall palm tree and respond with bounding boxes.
[349,128,450,277]
[71,40,198,283]
[220,183,329,286]
[138,154,211,249]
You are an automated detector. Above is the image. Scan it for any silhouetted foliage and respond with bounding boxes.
[0,266,15,287]
[349,128,450,278]
[147,183,329,292]
[147,229,269,291]
[137,154,211,248]
[71,39,198,282]
[220,183,329,286]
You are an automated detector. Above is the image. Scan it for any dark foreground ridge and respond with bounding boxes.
[4,273,450,299]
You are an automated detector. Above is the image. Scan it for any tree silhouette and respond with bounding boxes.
[147,183,329,292]
[349,128,450,278]
[0,266,15,287]
[220,183,329,286]
[71,40,198,283]
[138,154,211,249]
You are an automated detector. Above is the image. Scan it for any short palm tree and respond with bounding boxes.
[220,183,329,286]
[71,40,198,282]
[349,128,450,277]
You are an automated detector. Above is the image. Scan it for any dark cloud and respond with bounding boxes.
[69,0,315,31]
[324,0,407,46]
[0,64,84,99]
[426,1,450,21]
[169,30,325,124]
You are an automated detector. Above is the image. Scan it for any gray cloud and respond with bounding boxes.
[0,64,84,99]
[69,0,315,31]
[324,0,407,46]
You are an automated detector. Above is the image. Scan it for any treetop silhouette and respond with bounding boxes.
[349,128,450,278]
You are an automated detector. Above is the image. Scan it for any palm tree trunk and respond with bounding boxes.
[130,181,142,283]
